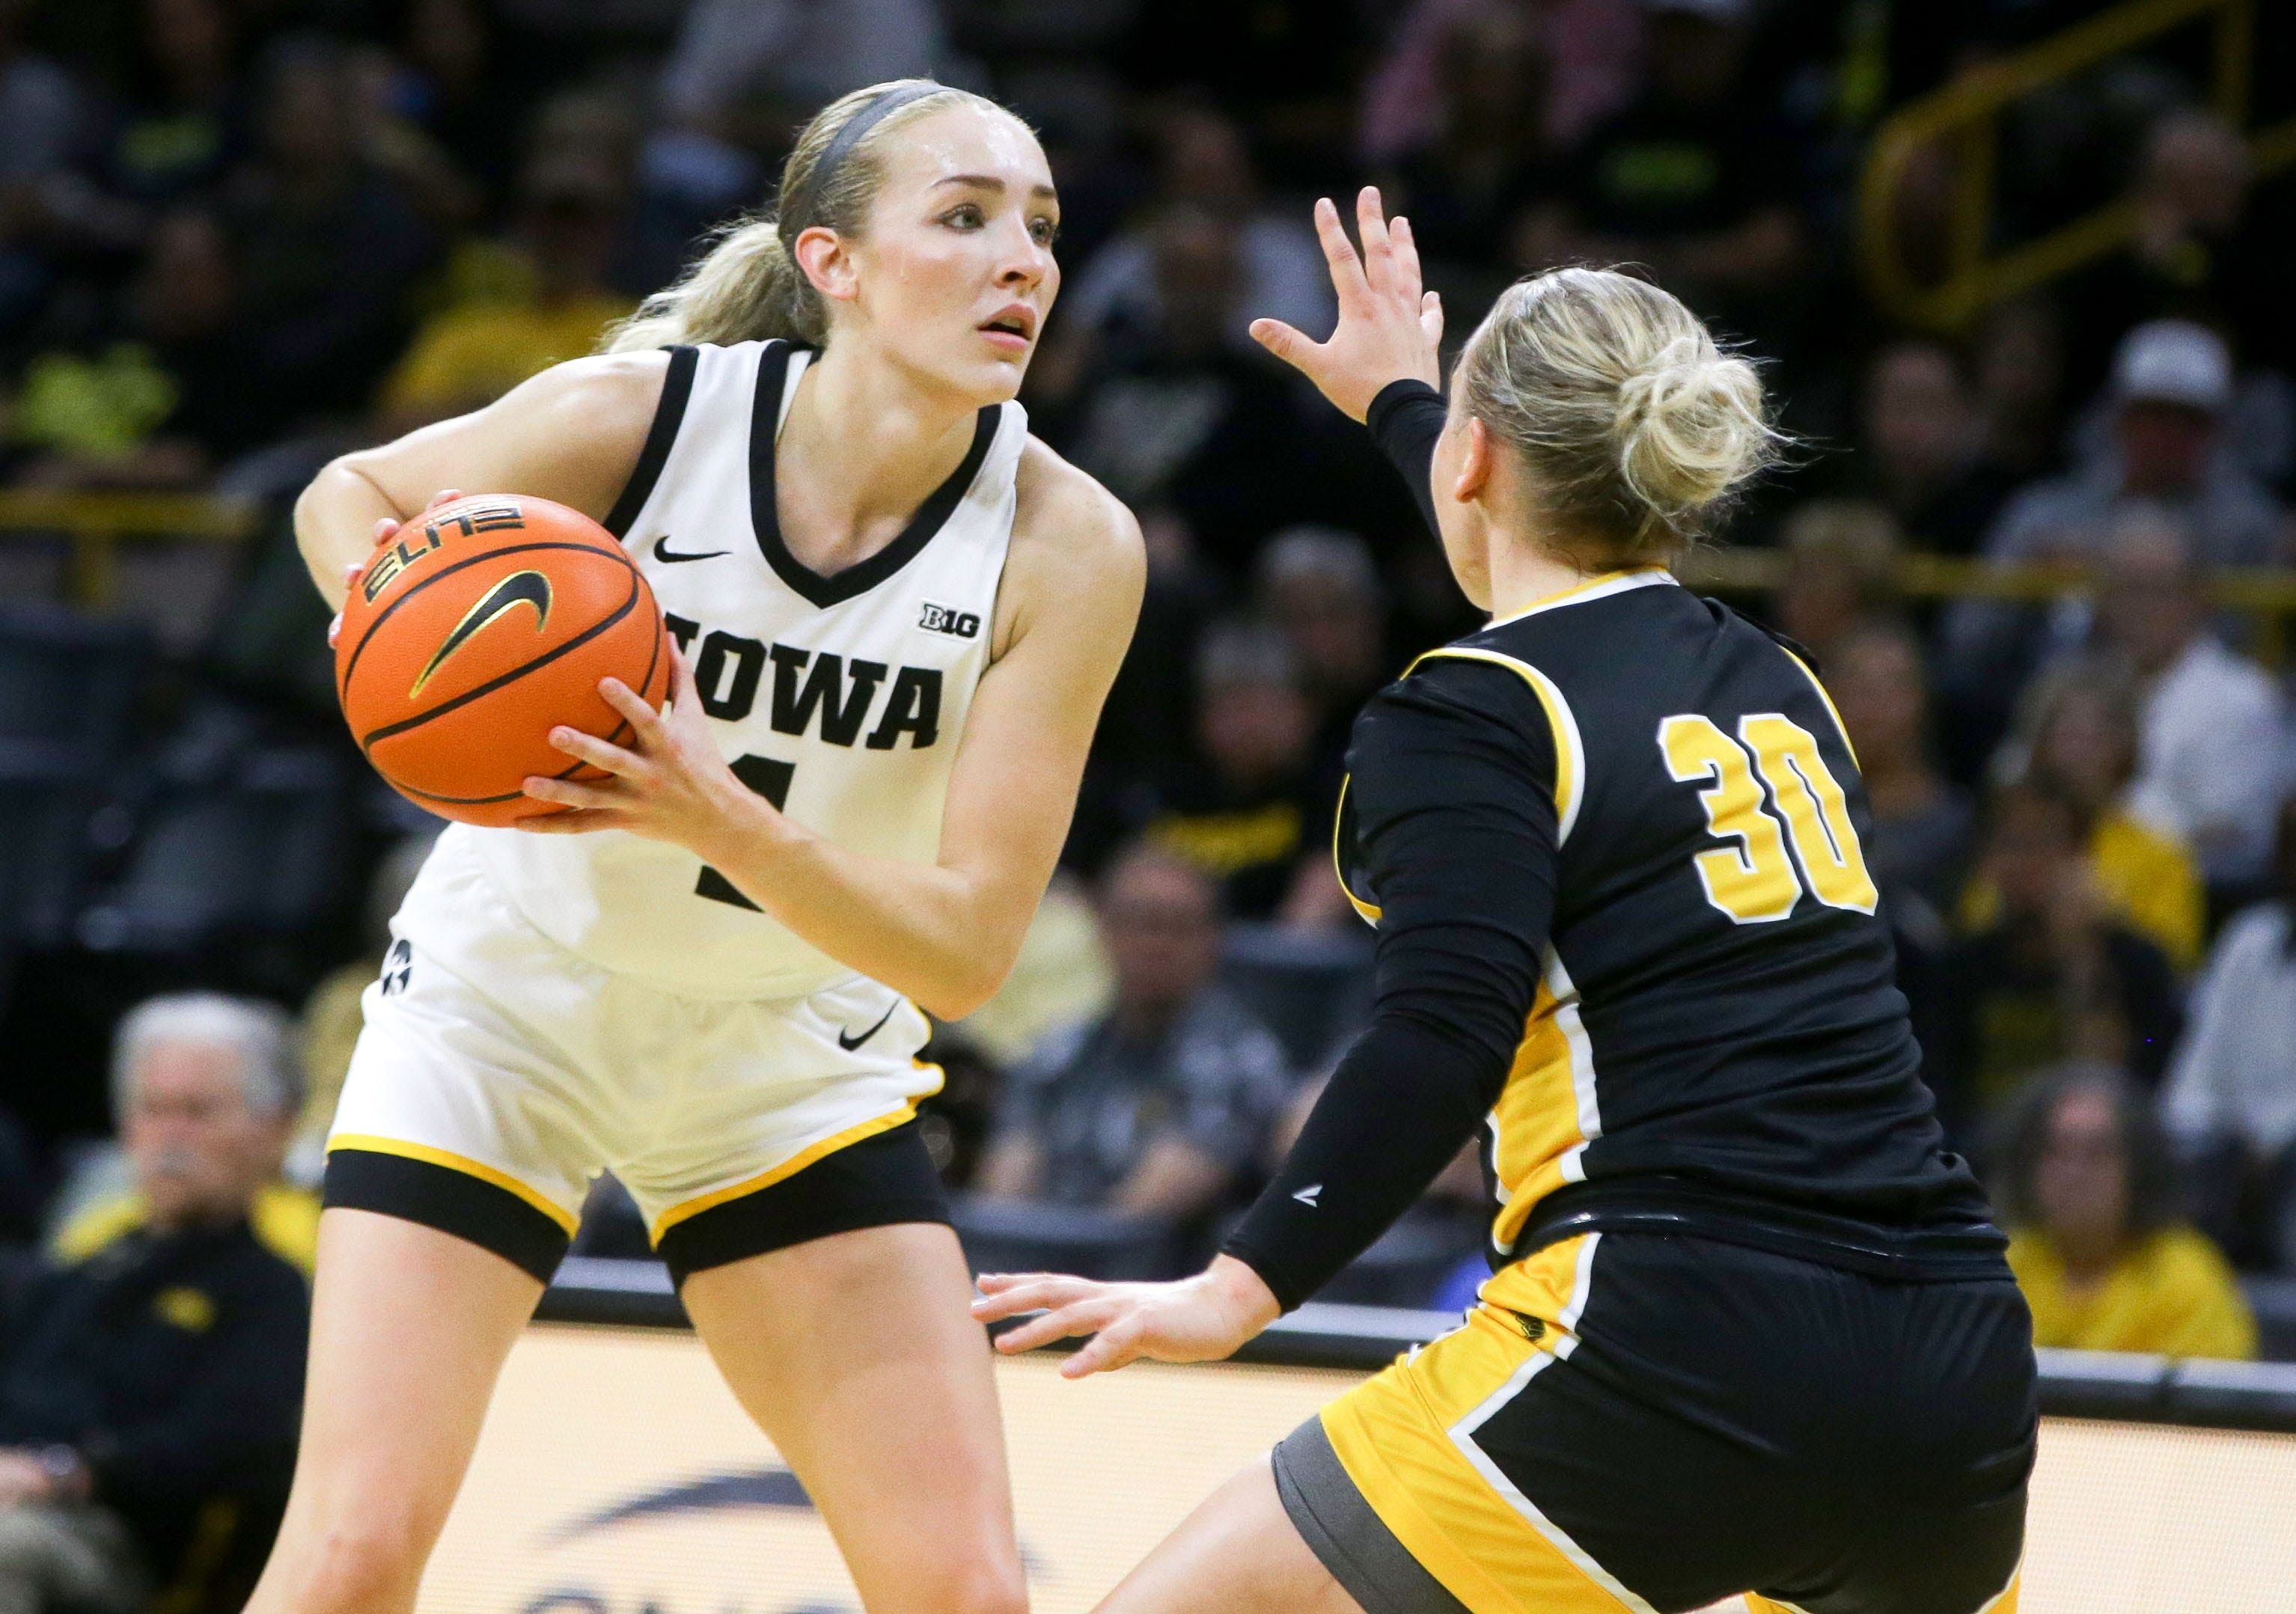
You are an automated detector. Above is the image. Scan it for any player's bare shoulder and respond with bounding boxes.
[993,435,1145,661]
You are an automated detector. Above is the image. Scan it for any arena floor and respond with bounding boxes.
[410,1324,2296,1614]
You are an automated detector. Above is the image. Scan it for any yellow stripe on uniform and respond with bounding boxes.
[1779,646,1859,771]
[1319,1235,1652,1613]
[1402,648,1584,845]
[1330,777,1382,923]
[326,1134,581,1235]
[649,1103,921,1241]
[1485,947,1602,1253]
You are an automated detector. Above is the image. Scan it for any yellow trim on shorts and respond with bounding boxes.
[1316,1237,1643,1613]
[326,1134,581,1236]
[647,1102,925,1241]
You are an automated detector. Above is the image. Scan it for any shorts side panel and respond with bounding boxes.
[1273,1416,1470,1614]
[329,946,606,1226]
[323,1146,572,1283]
[1316,1235,1641,1614]
[652,1116,951,1283]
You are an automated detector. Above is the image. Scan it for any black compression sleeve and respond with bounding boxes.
[1366,379,1446,538]
[1221,659,1560,1311]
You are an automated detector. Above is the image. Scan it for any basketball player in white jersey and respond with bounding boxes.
[248,81,1143,1614]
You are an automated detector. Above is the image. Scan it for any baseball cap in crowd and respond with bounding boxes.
[2112,320,2232,412]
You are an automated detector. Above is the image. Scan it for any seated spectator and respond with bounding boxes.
[1943,321,2284,714]
[2163,796,2296,1267]
[1771,501,1901,664]
[1254,526,1392,780]
[0,994,311,1613]
[1039,203,1354,564]
[2068,110,2286,424]
[376,146,636,432]
[1825,618,1970,920]
[1966,658,2204,972]
[975,843,1292,1223]
[1141,622,1340,921]
[1932,781,2181,1131]
[2092,509,2289,899]
[1373,4,1562,278]
[1835,340,2015,555]
[1358,0,1642,165]
[1999,1066,2256,1360]
[1515,0,1804,340]
[1061,100,1331,355]
[219,35,439,441]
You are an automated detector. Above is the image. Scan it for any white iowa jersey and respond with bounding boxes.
[445,338,1022,1000]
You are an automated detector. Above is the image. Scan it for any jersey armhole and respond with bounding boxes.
[602,344,700,538]
[1404,647,1582,844]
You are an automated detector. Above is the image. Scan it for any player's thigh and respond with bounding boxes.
[681,1220,1023,1614]
[1095,1456,1364,1614]
[246,1208,542,1614]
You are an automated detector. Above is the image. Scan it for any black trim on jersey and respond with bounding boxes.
[323,1148,569,1284]
[603,344,698,538]
[747,341,1001,608]
[653,1119,950,1284]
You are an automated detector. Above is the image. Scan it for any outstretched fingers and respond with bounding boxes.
[993,1297,1123,1356]
[1311,195,1371,311]
[1390,212,1423,305]
[1356,186,1395,298]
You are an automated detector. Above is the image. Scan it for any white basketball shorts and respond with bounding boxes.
[323,834,947,1282]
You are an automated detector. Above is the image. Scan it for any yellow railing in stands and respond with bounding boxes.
[0,490,260,608]
[5,494,2296,664]
[1679,548,2296,666]
[1858,0,2296,332]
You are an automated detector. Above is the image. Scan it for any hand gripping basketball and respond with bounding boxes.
[334,491,673,825]
[513,651,772,863]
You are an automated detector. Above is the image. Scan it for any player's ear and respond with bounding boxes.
[793,225,861,306]
[1451,415,1494,504]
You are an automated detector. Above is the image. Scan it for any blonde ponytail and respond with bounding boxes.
[1458,267,1781,561]
[602,78,1009,355]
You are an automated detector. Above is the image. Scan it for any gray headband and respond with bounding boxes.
[783,83,941,237]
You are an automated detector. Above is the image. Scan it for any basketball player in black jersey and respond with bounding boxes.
[976,191,2033,1614]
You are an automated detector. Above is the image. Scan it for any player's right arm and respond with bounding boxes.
[293,351,670,611]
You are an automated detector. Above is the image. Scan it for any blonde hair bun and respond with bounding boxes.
[1460,267,1782,559]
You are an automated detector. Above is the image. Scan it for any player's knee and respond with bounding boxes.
[901,1547,1028,1614]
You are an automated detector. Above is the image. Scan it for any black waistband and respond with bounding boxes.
[1511,1179,2012,1284]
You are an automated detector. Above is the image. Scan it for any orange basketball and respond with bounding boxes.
[335,494,670,827]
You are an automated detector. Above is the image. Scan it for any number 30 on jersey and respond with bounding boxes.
[1660,713,1878,923]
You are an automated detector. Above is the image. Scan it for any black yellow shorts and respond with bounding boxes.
[1274,1232,2034,1614]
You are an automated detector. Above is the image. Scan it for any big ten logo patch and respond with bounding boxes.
[361,499,525,601]
[918,602,981,640]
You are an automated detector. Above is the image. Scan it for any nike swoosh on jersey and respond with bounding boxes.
[411,570,552,697]
[654,536,729,563]
[1292,1184,1322,1207]
[837,1002,900,1051]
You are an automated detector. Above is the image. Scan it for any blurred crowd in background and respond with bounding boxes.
[0,0,2293,1597]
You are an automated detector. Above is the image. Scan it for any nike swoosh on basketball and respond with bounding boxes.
[837,1003,900,1051]
[654,535,728,563]
[410,570,552,697]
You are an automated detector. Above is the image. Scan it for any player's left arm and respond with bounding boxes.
[520,441,1145,1022]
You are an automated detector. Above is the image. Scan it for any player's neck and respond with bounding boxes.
[1483,537,1607,623]
[779,342,983,554]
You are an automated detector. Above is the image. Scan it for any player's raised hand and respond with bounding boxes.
[971,1256,1282,1379]
[1251,186,1443,423]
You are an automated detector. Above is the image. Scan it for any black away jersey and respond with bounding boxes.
[1334,569,2001,1277]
